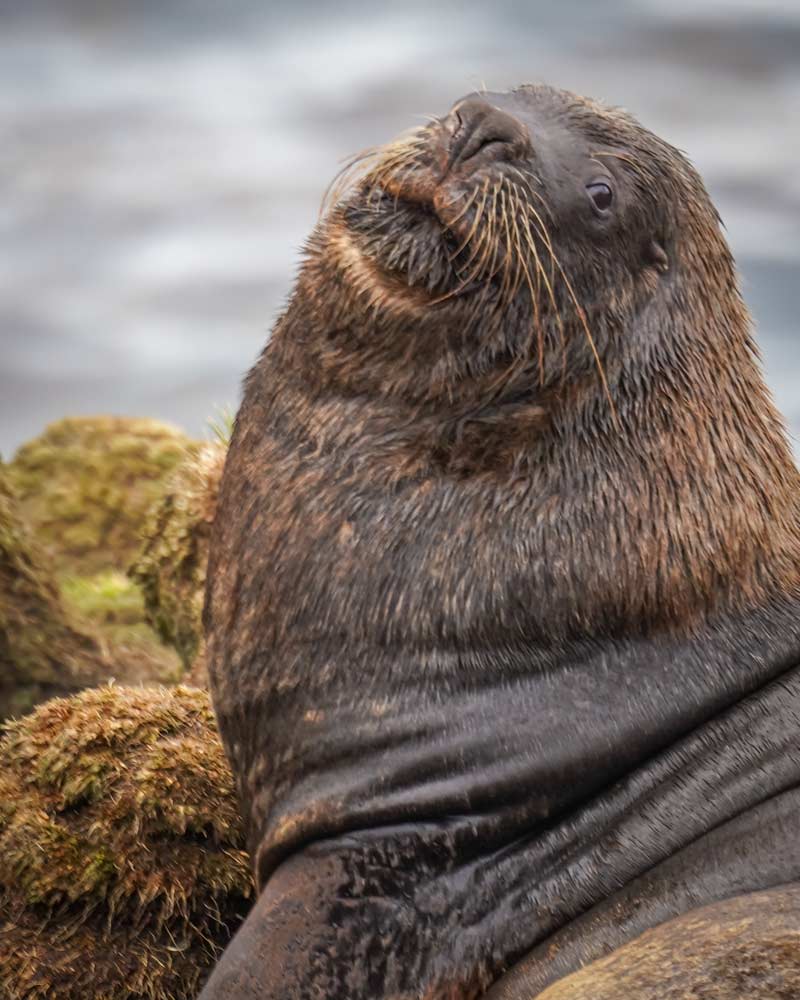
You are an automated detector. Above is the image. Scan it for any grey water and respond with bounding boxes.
[1,0,798,457]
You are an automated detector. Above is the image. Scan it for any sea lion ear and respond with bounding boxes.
[646,239,669,273]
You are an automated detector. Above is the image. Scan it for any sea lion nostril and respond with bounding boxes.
[447,98,529,173]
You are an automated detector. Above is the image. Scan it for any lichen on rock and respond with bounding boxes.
[0,684,252,1000]
[131,439,227,684]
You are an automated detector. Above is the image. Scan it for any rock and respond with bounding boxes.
[131,440,227,684]
[8,416,192,576]
[60,569,183,689]
[5,416,197,697]
[0,464,107,719]
[0,684,253,1000]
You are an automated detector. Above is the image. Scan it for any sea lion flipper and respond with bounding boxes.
[198,852,345,999]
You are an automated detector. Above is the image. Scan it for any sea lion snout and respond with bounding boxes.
[445,96,531,175]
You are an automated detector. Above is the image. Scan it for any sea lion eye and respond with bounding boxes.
[587,181,613,213]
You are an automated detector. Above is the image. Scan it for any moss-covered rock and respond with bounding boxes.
[0,684,253,1000]
[0,464,107,719]
[131,441,226,684]
[60,570,146,627]
[8,416,192,576]
[60,570,183,688]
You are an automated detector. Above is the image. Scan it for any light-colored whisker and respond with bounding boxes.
[441,187,479,229]
[458,224,494,289]
[474,191,500,279]
[450,178,490,261]
[507,192,545,382]
[512,184,559,294]
[498,187,520,307]
[500,188,523,299]
[321,149,384,217]
[517,204,560,320]
[548,249,618,424]
[521,212,568,386]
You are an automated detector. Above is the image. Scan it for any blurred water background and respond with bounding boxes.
[1,0,798,457]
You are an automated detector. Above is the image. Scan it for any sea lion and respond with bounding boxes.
[201,83,800,999]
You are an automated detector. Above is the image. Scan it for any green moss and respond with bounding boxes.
[8,416,194,576]
[58,571,183,687]
[131,440,226,682]
[60,570,145,626]
[0,685,253,1000]
[0,463,107,720]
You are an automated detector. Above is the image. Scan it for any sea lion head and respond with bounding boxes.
[308,83,730,415]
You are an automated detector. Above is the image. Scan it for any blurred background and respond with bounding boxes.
[2,0,798,457]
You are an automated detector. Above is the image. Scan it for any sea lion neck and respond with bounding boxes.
[254,251,800,642]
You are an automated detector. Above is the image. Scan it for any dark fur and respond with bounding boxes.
[202,85,800,998]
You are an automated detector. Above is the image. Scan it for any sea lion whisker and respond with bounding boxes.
[427,227,493,305]
[478,222,504,315]
[512,188,541,301]
[467,220,500,322]
[511,182,556,255]
[498,186,522,308]
[476,192,507,303]
[368,151,424,202]
[457,224,495,288]
[441,187,479,229]
[549,250,619,424]
[450,178,490,260]
[506,165,536,197]
[321,150,384,216]
[512,191,541,308]
[480,182,504,285]
[507,191,545,383]
[512,191,552,316]
[322,135,426,216]
[528,189,558,229]
[513,186,559,294]
[504,189,526,301]
[451,217,488,277]
[508,170,558,227]
[518,208,567,349]
[521,211,568,387]
[513,200,571,390]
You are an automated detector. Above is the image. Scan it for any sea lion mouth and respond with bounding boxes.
[331,222,459,312]
[330,129,554,308]
[340,182,467,301]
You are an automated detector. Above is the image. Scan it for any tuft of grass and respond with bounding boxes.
[207,406,235,447]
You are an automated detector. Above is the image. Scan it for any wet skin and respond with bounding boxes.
[202,85,800,998]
